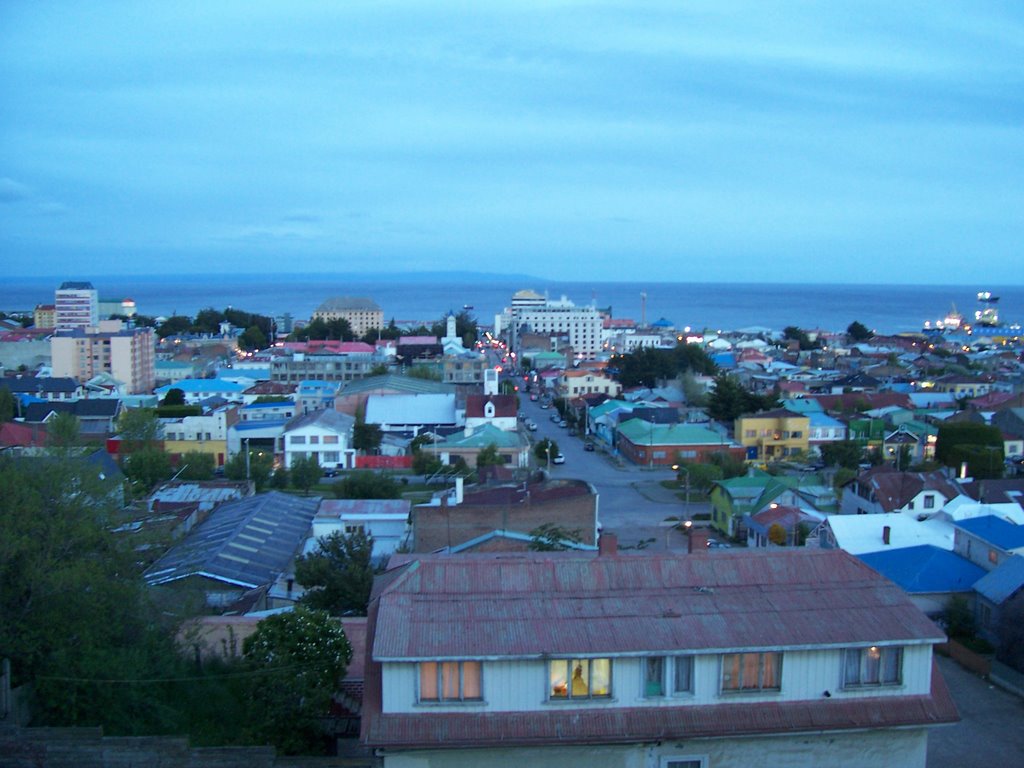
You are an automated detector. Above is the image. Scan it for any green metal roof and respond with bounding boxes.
[618,419,728,447]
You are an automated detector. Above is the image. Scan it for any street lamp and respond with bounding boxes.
[674,464,691,517]
[545,442,552,473]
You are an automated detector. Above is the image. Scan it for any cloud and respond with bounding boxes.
[0,177,32,203]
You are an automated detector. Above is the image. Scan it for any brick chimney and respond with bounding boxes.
[688,527,710,553]
[883,525,891,545]
[598,532,618,557]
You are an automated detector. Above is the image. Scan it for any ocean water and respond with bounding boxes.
[3,274,1023,336]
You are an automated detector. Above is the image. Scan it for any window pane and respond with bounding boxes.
[762,653,780,689]
[462,661,482,699]
[420,662,438,700]
[722,654,740,690]
[590,658,611,697]
[844,649,861,686]
[864,647,881,684]
[550,660,569,698]
[882,648,901,684]
[572,660,590,697]
[645,657,664,697]
[441,661,459,699]
[741,653,761,689]
[674,656,693,693]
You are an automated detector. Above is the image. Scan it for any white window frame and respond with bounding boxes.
[643,655,694,698]
[417,660,483,703]
[842,646,902,688]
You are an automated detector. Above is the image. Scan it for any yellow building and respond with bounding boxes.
[160,406,239,468]
[734,408,810,463]
[50,319,155,394]
[312,296,383,338]
[557,369,623,399]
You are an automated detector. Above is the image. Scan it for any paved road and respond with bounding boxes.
[927,656,1024,767]
[519,393,704,551]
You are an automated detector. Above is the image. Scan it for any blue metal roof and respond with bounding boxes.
[954,516,1024,551]
[858,545,986,594]
[973,555,1024,604]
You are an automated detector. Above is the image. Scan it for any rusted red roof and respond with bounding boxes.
[370,549,943,662]
[465,394,517,418]
[363,659,957,748]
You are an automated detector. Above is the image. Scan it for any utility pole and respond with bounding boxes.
[244,437,251,480]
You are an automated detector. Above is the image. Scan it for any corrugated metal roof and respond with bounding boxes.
[858,545,986,594]
[370,549,943,662]
[317,499,411,519]
[144,492,318,589]
[973,554,1024,603]
[954,515,1024,550]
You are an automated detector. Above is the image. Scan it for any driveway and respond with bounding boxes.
[927,656,1024,767]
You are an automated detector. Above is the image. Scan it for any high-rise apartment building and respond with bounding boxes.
[313,296,383,338]
[50,320,156,394]
[54,281,99,330]
[508,290,603,359]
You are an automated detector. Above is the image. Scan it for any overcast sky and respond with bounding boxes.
[2,2,1022,283]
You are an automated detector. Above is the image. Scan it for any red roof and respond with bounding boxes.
[0,421,48,447]
[465,394,517,418]
[370,549,943,662]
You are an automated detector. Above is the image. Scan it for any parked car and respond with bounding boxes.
[527,421,538,431]
[584,441,595,451]
[540,402,549,409]
[552,453,566,465]
[559,420,568,428]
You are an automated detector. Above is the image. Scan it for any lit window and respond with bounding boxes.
[721,652,781,692]
[418,661,482,702]
[549,658,612,700]
[843,646,902,687]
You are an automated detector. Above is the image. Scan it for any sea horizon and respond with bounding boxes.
[4,274,1023,337]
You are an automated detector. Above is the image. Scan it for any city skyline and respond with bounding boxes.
[2,2,1022,283]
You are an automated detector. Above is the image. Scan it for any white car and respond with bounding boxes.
[552,453,565,465]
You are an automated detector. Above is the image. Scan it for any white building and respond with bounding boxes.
[508,291,603,360]
[282,408,356,470]
[362,544,957,767]
[309,498,411,561]
[54,281,98,331]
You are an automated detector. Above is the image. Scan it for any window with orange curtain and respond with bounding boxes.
[721,652,782,692]
[419,661,483,702]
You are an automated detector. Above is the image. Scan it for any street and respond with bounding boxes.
[518,390,704,551]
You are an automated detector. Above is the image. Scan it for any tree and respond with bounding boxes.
[334,471,401,499]
[0,385,16,422]
[846,321,873,342]
[223,448,274,491]
[783,325,818,351]
[476,443,504,469]
[242,607,352,754]
[534,438,560,463]
[117,407,162,451]
[177,451,215,481]
[270,466,290,489]
[706,450,747,480]
[677,462,724,494]
[162,388,186,407]
[528,523,584,551]
[707,373,747,422]
[0,455,179,731]
[353,422,383,453]
[47,412,81,450]
[156,314,193,338]
[295,530,376,615]
[768,523,788,546]
[123,446,173,493]
[290,455,322,495]
[935,422,1004,479]
[820,440,864,470]
[238,324,267,351]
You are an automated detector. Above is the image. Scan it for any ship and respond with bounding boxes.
[922,303,963,333]
[974,291,1000,327]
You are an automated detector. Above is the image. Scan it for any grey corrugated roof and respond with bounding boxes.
[337,374,455,397]
[371,549,944,662]
[974,555,1024,604]
[144,492,319,589]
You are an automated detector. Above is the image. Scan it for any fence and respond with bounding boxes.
[355,455,412,470]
